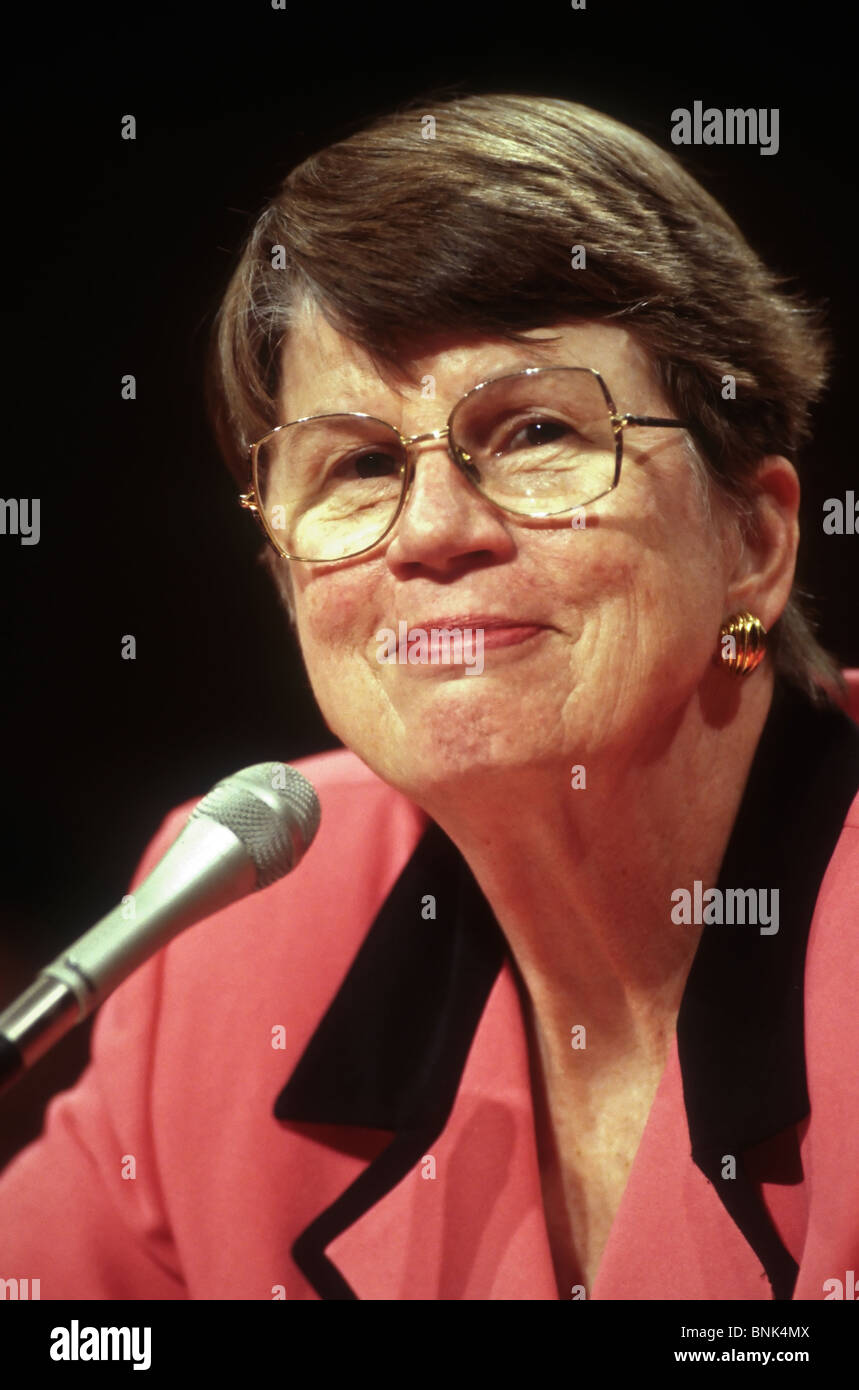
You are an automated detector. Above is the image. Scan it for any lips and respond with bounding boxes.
[402,615,546,631]
[396,616,548,653]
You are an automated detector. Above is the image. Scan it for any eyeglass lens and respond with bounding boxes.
[255,368,618,561]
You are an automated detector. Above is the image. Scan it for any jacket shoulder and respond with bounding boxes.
[134,747,423,884]
[127,748,428,999]
[805,791,859,1091]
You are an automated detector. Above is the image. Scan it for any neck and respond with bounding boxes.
[415,673,774,1065]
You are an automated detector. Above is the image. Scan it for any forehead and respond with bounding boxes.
[276,306,659,420]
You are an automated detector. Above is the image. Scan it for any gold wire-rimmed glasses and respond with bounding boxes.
[239,365,691,563]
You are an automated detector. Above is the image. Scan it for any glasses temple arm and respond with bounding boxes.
[618,415,691,428]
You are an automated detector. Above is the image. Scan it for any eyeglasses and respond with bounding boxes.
[239,366,691,563]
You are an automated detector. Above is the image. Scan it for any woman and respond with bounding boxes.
[0,92,857,1301]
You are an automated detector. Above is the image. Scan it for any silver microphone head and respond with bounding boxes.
[187,762,321,888]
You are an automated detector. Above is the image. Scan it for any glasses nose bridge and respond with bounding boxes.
[394,421,490,538]
[402,423,452,452]
[398,422,464,489]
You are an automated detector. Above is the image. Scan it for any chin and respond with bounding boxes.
[390,718,550,794]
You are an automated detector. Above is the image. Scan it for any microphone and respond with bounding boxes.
[0,763,321,1097]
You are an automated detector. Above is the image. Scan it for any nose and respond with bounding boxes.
[383,434,515,576]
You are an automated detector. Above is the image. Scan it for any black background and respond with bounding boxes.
[1,0,856,1166]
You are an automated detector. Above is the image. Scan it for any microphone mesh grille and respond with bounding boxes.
[187,763,321,888]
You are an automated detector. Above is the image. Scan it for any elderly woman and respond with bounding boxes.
[0,93,857,1303]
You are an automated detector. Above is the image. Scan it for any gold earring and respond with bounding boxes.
[717,612,767,675]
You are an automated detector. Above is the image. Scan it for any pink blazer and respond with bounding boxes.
[1,675,858,1300]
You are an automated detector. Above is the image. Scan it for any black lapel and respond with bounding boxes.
[678,679,859,1299]
[273,818,507,1298]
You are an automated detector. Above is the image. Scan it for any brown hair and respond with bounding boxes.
[205,89,844,701]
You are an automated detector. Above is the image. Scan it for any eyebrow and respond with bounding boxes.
[286,338,570,421]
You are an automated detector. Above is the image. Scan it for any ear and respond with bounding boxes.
[722,455,800,629]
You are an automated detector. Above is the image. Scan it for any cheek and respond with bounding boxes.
[623,520,727,681]
[573,489,722,662]
[293,564,376,642]
[291,563,386,700]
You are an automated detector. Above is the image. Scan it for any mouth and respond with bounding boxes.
[386,616,550,658]
[473,625,545,649]
[405,615,548,633]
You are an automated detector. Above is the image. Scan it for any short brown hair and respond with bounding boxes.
[205,89,844,700]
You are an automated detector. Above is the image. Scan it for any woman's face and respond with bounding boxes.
[276,308,745,800]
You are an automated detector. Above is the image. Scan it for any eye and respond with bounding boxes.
[503,417,575,451]
[355,451,399,478]
[333,449,401,480]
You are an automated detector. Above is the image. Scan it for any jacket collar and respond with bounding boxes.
[275,679,859,1299]
[677,677,859,1296]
